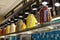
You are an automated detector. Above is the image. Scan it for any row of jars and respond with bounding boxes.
[0,14,38,35]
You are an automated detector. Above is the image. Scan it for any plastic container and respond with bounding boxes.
[10,23,16,33]
[16,19,26,32]
[2,28,6,34]
[6,25,11,34]
[0,29,2,35]
[26,14,37,28]
[40,6,52,24]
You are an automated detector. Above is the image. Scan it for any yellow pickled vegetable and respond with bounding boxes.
[26,14,37,28]
[21,23,26,30]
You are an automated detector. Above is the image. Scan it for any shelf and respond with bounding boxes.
[0,20,60,38]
